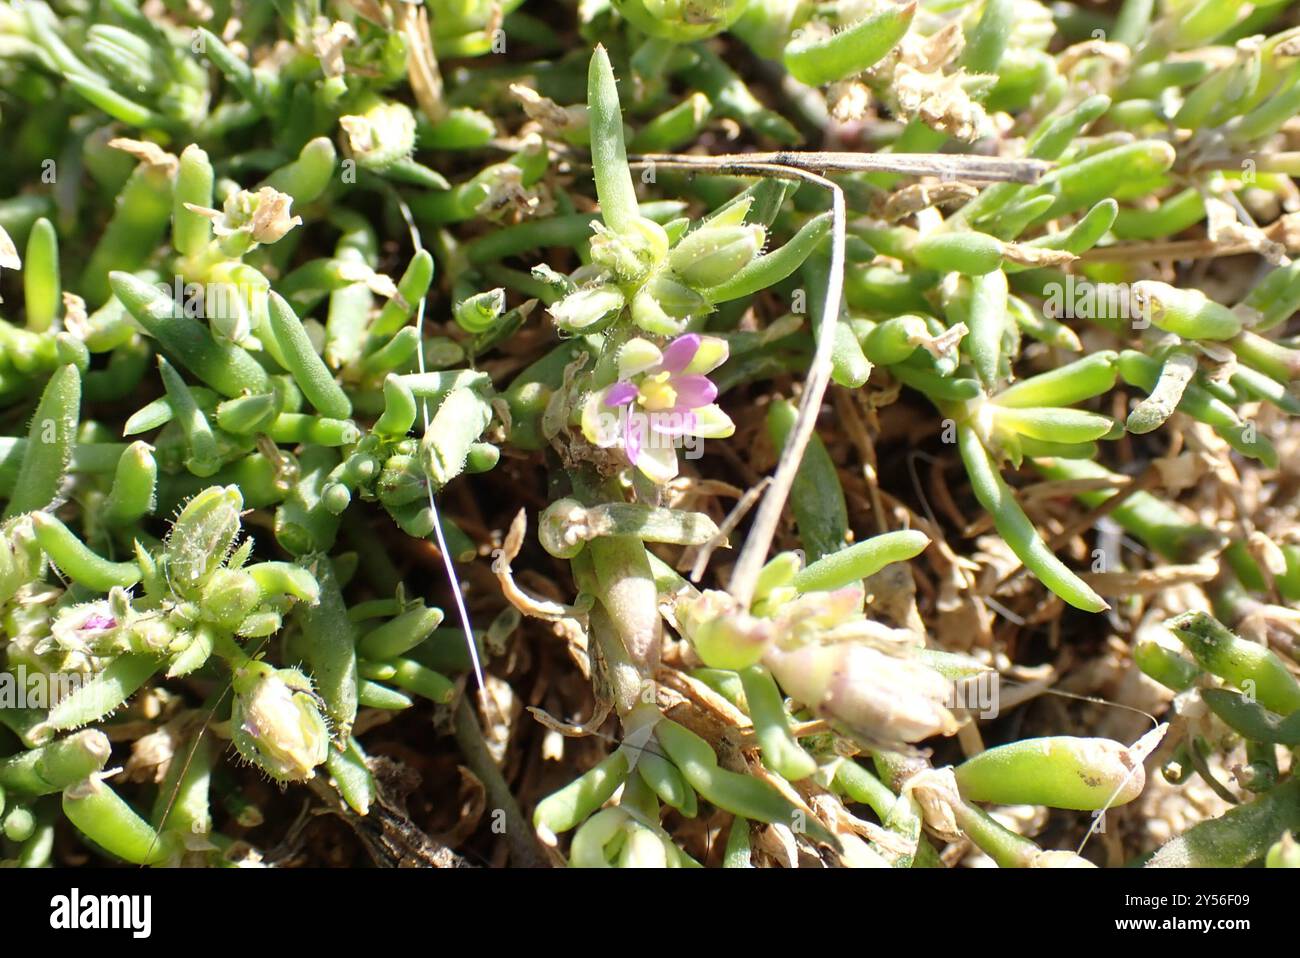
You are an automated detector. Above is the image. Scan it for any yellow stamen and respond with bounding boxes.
[637,372,678,412]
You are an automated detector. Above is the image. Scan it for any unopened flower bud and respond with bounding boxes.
[549,284,625,332]
[339,97,418,171]
[165,485,243,594]
[590,217,669,284]
[766,643,959,744]
[630,274,706,335]
[669,223,765,289]
[200,568,263,631]
[231,662,329,783]
[675,589,773,670]
[0,515,44,607]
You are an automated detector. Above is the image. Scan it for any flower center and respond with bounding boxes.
[637,372,678,411]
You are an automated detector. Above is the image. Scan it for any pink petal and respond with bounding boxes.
[604,381,638,406]
[658,334,701,374]
[668,374,716,408]
[624,409,645,465]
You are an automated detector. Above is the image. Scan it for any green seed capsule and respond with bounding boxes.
[954,734,1149,810]
[549,285,625,332]
[230,660,330,783]
[702,212,832,304]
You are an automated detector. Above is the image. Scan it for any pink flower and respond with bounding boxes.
[582,333,734,483]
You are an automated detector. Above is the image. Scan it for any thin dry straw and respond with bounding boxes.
[390,188,486,694]
[630,152,1053,184]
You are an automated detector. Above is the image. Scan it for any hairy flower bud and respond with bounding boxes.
[165,485,244,595]
[200,568,263,631]
[231,662,329,783]
[590,217,670,284]
[339,97,418,171]
[549,284,625,332]
[669,223,765,289]
[631,274,706,335]
[0,516,44,607]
